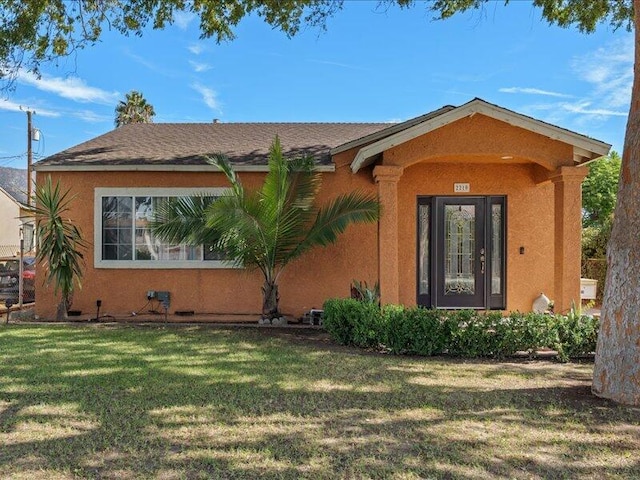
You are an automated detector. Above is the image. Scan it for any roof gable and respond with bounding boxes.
[350,98,611,173]
[0,186,31,211]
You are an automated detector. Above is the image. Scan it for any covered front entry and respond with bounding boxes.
[417,196,506,309]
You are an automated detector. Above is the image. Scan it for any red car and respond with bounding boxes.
[0,256,36,306]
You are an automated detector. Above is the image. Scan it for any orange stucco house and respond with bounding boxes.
[34,98,610,319]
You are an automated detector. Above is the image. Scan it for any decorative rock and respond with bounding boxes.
[271,316,288,326]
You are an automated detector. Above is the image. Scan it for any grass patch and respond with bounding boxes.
[0,324,638,479]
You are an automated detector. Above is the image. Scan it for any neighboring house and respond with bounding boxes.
[33,98,610,319]
[0,185,35,257]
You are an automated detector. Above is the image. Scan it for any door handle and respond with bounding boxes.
[480,247,485,274]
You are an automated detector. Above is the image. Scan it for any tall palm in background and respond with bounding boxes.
[114,90,155,127]
[152,136,380,320]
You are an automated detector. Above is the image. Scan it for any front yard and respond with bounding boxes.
[0,324,638,479]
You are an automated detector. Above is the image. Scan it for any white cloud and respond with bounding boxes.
[516,36,633,130]
[189,60,212,73]
[499,87,572,98]
[123,48,159,71]
[306,59,366,71]
[559,100,627,117]
[173,11,195,30]
[188,44,205,55]
[71,109,111,123]
[16,70,119,105]
[192,83,220,111]
[0,98,60,117]
[572,36,633,109]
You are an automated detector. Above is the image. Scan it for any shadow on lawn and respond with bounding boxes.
[0,324,638,479]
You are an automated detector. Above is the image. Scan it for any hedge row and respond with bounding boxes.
[322,299,599,362]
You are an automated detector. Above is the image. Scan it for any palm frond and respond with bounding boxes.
[286,191,380,263]
[150,136,381,317]
[206,192,270,271]
[207,153,244,199]
[34,176,87,298]
[151,195,220,245]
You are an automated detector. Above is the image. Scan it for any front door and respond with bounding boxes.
[436,197,485,308]
[417,196,506,309]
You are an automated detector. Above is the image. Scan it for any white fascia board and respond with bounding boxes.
[350,99,612,173]
[474,102,611,156]
[573,146,609,164]
[350,107,473,172]
[577,154,608,167]
[35,164,336,173]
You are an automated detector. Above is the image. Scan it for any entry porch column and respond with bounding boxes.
[373,165,404,305]
[550,166,589,314]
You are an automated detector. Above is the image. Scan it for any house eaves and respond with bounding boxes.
[330,105,456,157]
[34,164,336,173]
[350,98,612,173]
[0,186,32,211]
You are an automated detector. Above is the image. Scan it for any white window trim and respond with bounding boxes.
[94,187,239,269]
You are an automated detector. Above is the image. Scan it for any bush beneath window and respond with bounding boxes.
[322,299,599,362]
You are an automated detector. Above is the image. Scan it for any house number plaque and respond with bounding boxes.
[454,183,470,193]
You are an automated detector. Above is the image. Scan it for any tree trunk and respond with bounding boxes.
[55,297,68,322]
[592,1,640,406]
[261,281,280,320]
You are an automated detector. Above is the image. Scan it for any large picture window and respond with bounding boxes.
[95,188,230,269]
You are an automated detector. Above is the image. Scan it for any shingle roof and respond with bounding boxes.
[36,98,611,171]
[36,122,393,168]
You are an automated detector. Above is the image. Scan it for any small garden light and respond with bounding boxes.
[95,299,102,322]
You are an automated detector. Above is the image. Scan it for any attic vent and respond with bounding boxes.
[213,118,220,123]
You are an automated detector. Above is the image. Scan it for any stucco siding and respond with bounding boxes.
[0,193,22,249]
[34,112,588,318]
[396,162,555,312]
[35,164,378,319]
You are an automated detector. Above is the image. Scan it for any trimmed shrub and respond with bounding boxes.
[322,298,383,347]
[322,298,600,362]
[385,306,448,355]
[554,311,599,361]
[351,302,385,348]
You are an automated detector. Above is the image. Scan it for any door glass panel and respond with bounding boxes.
[491,203,502,295]
[444,205,475,295]
[418,204,430,295]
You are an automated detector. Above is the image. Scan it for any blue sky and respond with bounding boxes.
[0,1,632,169]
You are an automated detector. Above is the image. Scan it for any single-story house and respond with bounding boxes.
[34,98,610,319]
[0,184,35,257]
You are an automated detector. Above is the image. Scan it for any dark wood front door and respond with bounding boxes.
[417,196,506,309]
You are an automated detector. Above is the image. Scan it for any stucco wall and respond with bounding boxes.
[34,114,585,318]
[381,113,577,312]
[382,114,575,170]
[35,160,378,319]
[396,161,555,312]
[0,192,22,250]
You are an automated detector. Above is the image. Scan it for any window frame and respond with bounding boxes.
[94,187,235,269]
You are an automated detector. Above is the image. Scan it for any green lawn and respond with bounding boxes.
[0,324,638,479]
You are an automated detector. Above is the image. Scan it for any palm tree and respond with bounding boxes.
[152,136,380,321]
[35,176,87,321]
[114,90,156,127]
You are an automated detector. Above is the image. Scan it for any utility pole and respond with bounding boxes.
[26,109,33,205]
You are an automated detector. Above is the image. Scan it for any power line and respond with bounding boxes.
[0,152,27,160]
